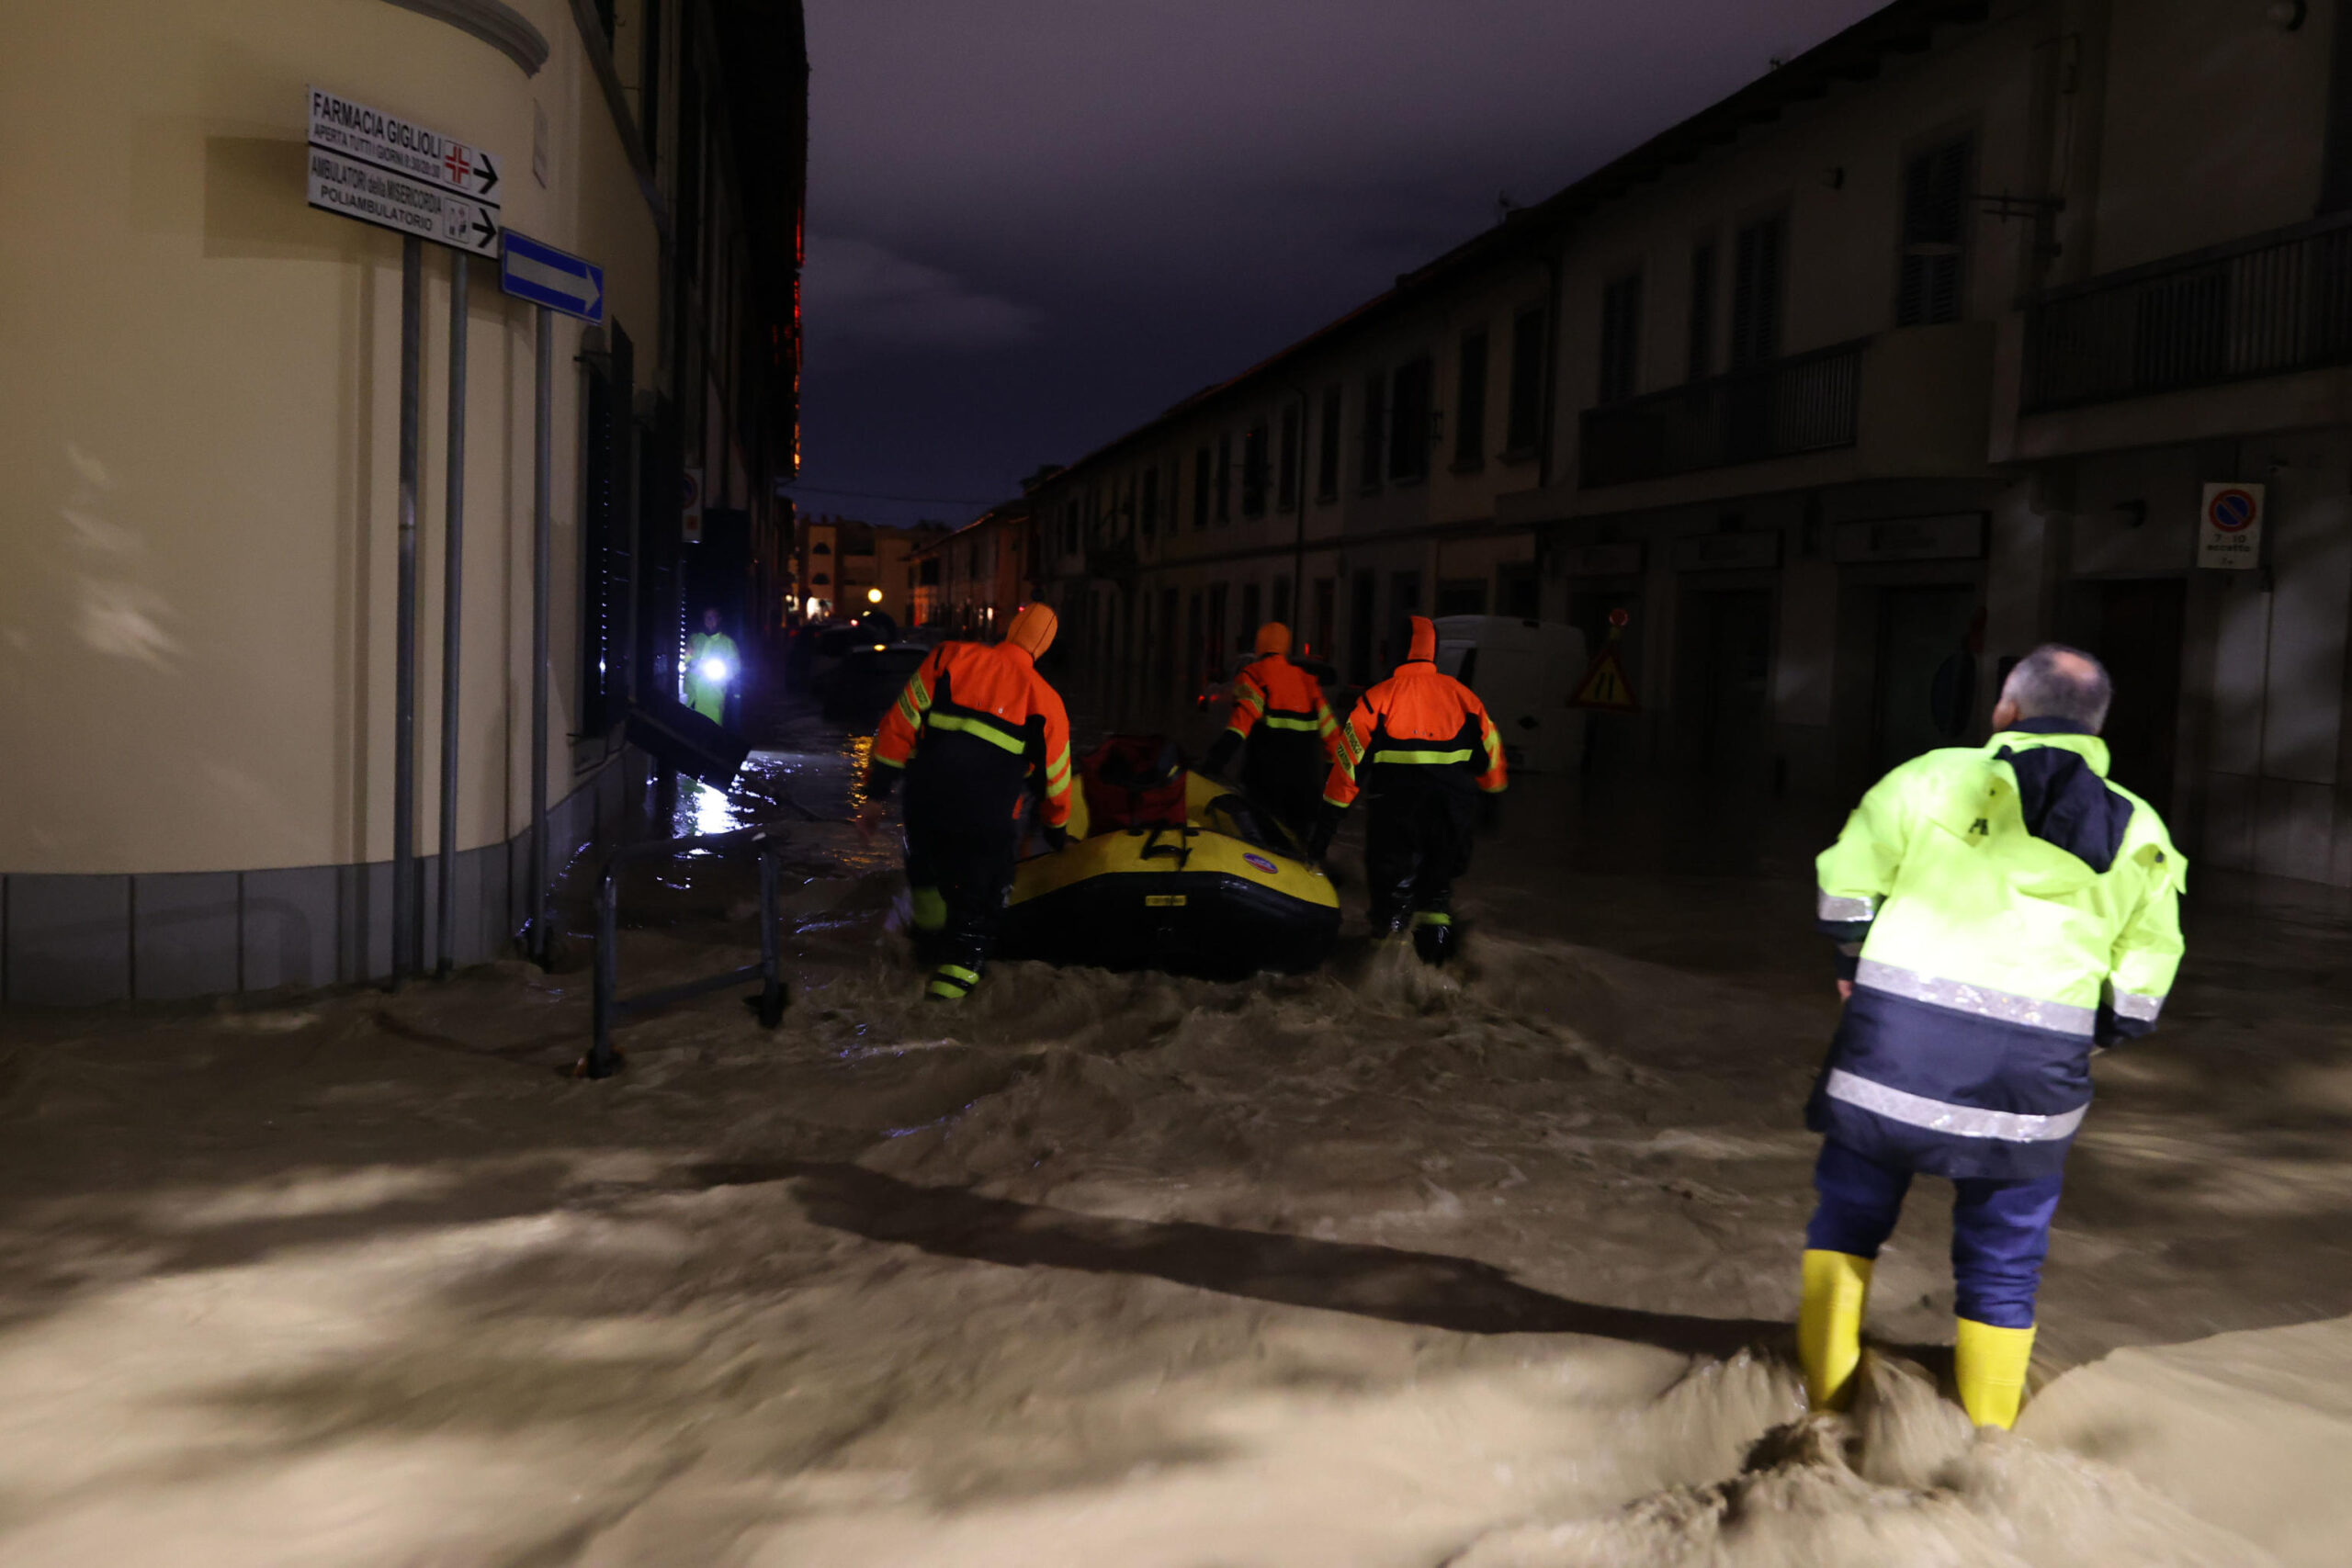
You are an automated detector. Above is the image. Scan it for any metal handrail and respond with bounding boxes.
[2023,214,2352,412]
[576,822,789,1079]
[1578,337,1869,487]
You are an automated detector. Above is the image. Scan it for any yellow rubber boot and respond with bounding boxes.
[924,963,980,1002]
[1954,1318,2035,1428]
[1798,1249,1873,1412]
[910,886,947,933]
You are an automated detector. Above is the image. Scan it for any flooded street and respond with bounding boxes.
[4,707,2351,1566]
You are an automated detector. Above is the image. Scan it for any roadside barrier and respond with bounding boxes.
[576,824,789,1078]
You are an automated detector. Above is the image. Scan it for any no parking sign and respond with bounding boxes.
[2199,482,2264,570]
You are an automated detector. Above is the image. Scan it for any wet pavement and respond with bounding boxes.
[1,691,2350,1564]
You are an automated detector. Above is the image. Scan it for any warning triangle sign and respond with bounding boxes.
[1571,645,1638,712]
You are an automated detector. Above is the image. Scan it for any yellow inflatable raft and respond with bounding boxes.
[999,770,1340,977]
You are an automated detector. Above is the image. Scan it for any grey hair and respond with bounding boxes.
[2001,643,2112,730]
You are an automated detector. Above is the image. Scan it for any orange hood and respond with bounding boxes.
[1254,621,1292,657]
[1007,602,1057,660]
[1406,615,1436,663]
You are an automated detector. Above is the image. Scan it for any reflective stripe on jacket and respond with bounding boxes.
[1322,659,1508,808]
[1227,655,1339,757]
[1811,725,2185,1180]
[871,639,1074,827]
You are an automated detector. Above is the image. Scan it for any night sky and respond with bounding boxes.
[791,0,1886,529]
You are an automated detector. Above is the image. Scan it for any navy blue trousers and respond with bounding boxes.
[1804,1140,2065,1329]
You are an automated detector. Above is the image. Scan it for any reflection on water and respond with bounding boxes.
[688,781,737,840]
[666,742,868,841]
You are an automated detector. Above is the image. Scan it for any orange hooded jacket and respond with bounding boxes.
[1225,653,1339,759]
[869,609,1073,828]
[1322,616,1508,809]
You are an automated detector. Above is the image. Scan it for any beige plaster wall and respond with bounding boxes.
[2091,0,2335,273]
[0,0,659,874]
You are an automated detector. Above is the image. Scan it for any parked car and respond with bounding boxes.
[806,612,904,704]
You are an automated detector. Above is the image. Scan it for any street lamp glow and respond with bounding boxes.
[866,587,884,604]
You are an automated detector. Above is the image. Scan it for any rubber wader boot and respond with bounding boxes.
[1954,1317,2035,1429]
[1411,910,1456,965]
[925,962,980,1002]
[1799,1249,1874,1412]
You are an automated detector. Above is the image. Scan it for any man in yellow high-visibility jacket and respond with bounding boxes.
[685,607,739,725]
[1800,644,2184,1429]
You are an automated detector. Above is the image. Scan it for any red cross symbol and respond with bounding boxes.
[444,146,471,186]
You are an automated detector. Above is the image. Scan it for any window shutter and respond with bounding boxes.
[1731,217,1782,367]
[1897,139,1970,327]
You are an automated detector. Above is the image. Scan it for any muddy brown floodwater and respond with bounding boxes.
[3,721,2350,1565]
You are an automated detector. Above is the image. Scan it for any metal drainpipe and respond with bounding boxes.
[435,251,469,977]
[391,235,423,988]
[530,305,553,965]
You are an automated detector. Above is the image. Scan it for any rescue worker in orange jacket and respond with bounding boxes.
[1201,621,1339,840]
[862,604,1073,1001]
[1306,615,1507,964]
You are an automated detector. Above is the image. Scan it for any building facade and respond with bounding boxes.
[0,0,807,1001]
[908,502,1037,637]
[1032,0,2352,886]
[792,516,951,626]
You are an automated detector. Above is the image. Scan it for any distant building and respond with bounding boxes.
[792,515,950,624]
[0,0,808,999]
[1030,0,2352,887]
[910,502,1037,637]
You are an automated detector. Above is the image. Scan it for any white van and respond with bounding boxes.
[1430,615,1589,774]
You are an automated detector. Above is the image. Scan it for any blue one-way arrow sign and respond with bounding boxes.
[499,230,604,323]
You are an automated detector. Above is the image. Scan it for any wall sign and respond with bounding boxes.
[1832,513,1986,563]
[1559,541,1645,577]
[1670,531,1781,570]
[2199,482,2264,570]
[303,86,503,255]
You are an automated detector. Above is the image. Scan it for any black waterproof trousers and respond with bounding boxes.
[902,765,1024,993]
[1239,729,1328,844]
[1362,777,1477,931]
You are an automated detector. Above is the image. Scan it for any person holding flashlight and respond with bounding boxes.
[685,606,740,726]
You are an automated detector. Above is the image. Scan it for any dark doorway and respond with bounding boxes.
[1872,584,1978,771]
[1186,591,1204,694]
[2063,579,2186,812]
[1435,579,1488,617]
[1497,560,1539,620]
[1158,587,1178,710]
[1679,589,1774,783]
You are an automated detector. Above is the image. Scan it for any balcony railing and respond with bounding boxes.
[1579,339,1866,488]
[2023,211,2352,413]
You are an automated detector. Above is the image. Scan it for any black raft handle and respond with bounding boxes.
[1137,824,1200,870]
